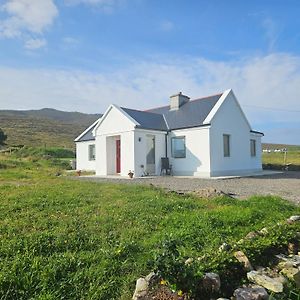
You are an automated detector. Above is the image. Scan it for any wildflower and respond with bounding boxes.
[160,279,167,285]
[178,290,183,296]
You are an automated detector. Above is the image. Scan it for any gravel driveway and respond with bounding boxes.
[76,171,300,205]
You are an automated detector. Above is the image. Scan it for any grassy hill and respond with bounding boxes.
[1,108,299,152]
[0,108,102,149]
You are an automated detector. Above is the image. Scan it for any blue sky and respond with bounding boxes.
[0,0,300,144]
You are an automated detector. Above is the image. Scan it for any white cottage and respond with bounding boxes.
[75,89,263,177]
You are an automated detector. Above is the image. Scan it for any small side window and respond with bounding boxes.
[250,139,256,157]
[171,136,186,158]
[223,134,230,157]
[88,144,96,161]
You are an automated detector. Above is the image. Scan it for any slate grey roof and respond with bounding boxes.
[121,107,168,131]
[76,122,98,142]
[146,94,221,130]
[76,93,223,141]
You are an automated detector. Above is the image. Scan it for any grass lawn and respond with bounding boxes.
[0,152,300,299]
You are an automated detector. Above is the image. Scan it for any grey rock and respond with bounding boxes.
[288,215,300,223]
[276,254,300,268]
[247,271,284,293]
[245,231,259,240]
[234,250,253,271]
[203,272,221,292]
[233,285,268,300]
[280,267,300,288]
[258,228,268,236]
[145,271,158,286]
[132,278,148,300]
[185,257,194,265]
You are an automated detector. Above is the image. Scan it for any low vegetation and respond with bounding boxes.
[0,149,300,299]
[0,108,100,148]
[263,146,300,171]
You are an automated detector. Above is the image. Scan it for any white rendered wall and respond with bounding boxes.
[168,127,211,176]
[120,131,135,176]
[250,132,263,170]
[209,92,262,176]
[134,129,166,176]
[95,106,136,176]
[75,141,96,171]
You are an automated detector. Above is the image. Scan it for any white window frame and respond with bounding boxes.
[171,136,186,158]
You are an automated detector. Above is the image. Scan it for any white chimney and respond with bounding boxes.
[170,92,190,110]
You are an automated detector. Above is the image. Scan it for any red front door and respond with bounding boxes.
[116,139,121,173]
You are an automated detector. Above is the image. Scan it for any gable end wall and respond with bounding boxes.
[209,92,262,176]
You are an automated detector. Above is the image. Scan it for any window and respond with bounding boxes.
[88,144,96,161]
[250,139,256,157]
[223,134,230,157]
[171,136,186,158]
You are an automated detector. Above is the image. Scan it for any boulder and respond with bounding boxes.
[287,215,300,223]
[145,272,158,286]
[132,278,148,300]
[280,267,300,288]
[276,254,300,268]
[233,285,268,300]
[247,271,284,293]
[203,272,221,292]
[245,231,259,240]
[234,251,253,271]
[258,228,268,236]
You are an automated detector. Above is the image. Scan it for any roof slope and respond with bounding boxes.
[75,115,103,142]
[76,122,98,141]
[121,107,168,131]
[76,93,223,141]
[147,94,221,130]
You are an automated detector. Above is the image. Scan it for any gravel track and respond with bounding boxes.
[76,171,300,205]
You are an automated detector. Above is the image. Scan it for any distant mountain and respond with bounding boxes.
[0,108,102,149]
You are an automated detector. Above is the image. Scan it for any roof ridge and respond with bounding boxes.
[121,106,164,116]
[145,92,223,111]
[190,92,223,103]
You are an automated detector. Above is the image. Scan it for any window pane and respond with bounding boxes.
[171,137,186,158]
[89,144,96,161]
[223,134,230,157]
[250,139,256,157]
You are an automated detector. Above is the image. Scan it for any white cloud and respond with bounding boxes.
[25,38,47,49]
[0,0,58,48]
[0,53,299,143]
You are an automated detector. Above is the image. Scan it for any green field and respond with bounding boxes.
[0,150,300,299]
[262,146,300,170]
